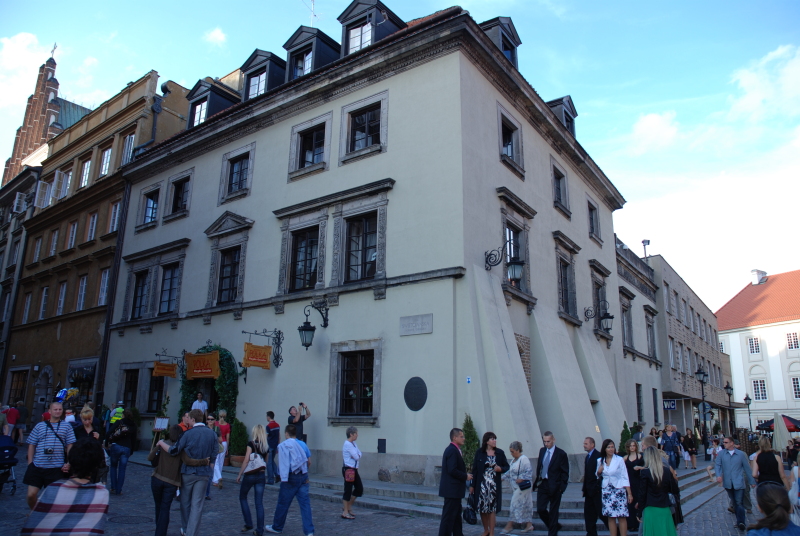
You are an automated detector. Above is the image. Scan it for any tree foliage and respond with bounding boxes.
[619,421,632,454]
[229,418,249,456]
[178,345,239,423]
[462,413,480,470]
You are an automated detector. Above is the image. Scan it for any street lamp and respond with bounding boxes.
[584,300,615,333]
[485,240,526,285]
[696,366,709,458]
[724,382,734,434]
[744,394,753,431]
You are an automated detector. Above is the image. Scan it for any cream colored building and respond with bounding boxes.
[717,269,800,430]
[104,1,663,482]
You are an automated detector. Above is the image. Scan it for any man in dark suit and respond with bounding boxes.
[438,428,473,536]
[582,437,606,536]
[535,431,570,536]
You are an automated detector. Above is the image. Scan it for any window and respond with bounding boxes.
[669,337,675,368]
[788,333,799,350]
[501,122,514,158]
[588,200,601,241]
[652,388,659,425]
[503,223,527,289]
[558,258,573,315]
[662,282,670,313]
[86,213,97,241]
[228,155,250,194]
[291,49,312,79]
[552,164,569,215]
[299,126,325,169]
[697,313,702,335]
[8,370,28,403]
[38,286,49,320]
[192,99,208,126]
[217,247,241,304]
[501,37,516,64]
[143,190,159,224]
[109,202,120,232]
[9,240,20,266]
[636,384,644,423]
[33,237,42,262]
[349,105,381,152]
[99,148,112,176]
[339,351,374,415]
[147,375,165,413]
[56,282,67,315]
[792,377,800,399]
[98,268,109,306]
[247,69,266,99]
[677,343,684,372]
[22,292,31,324]
[345,213,377,282]
[131,271,149,319]
[646,316,657,357]
[1,291,10,321]
[748,337,761,354]
[79,160,91,188]
[348,21,372,53]
[158,264,179,314]
[682,300,689,324]
[689,307,695,331]
[686,348,692,374]
[123,369,138,409]
[76,275,87,311]
[621,303,633,346]
[752,379,768,401]
[121,134,135,165]
[171,178,190,214]
[672,292,679,319]
[67,222,77,249]
[291,228,319,291]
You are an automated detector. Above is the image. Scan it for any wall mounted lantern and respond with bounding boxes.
[485,240,525,283]
[585,300,614,332]
[297,299,330,350]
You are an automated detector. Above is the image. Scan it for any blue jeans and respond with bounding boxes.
[240,472,266,534]
[108,444,131,493]
[151,476,178,536]
[271,472,314,535]
[726,488,746,526]
[267,449,278,484]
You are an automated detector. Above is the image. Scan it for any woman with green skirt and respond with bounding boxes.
[636,447,679,536]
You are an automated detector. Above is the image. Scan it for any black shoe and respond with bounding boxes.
[738,523,746,531]
[205,496,211,500]
[242,526,253,532]
[555,523,562,532]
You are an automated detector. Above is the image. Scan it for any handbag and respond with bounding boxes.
[344,467,356,483]
[244,451,266,474]
[462,493,478,525]
[514,458,532,490]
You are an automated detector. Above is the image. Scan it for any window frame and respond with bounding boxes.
[164,168,194,223]
[246,68,267,100]
[587,196,602,245]
[748,337,761,354]
[79,160,91,188]
[792,377,800,400]
[554,232,580,324]
[288,112,332,180]
[497,103,524,178]
[788,332,799,351]
[217,143,256,205]
[347,19,373,54]
[109,202,120,233]
[98,268,109,307]
[158,263,180,315]
[147,375,165,414]
[191,99,208,127]
[76,275,87,311]
[32,237,42,262]
[551,157,571,219]
[135,183,162,233]
[56,281,67,316]
[21,292,31,324]
[121,133,135,165]
[290,48,313,80]
[289,226,320,292]
[38,286,49,320]
[752,378,768,401]
[328,338,382,427]
[338,91,389,166]
[216,247,241,305]
[67,221,78,249]
[99,147,112,177]
[86,213,98,241]
[130,271,149,320]
[344,212,378,283]
[120,240,188,322]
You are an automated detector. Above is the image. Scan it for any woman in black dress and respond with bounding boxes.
[682,429,697,469]
[74,406,107,484]
[752,436,790,489]
[623,439,644,532]
[469,432,510,536]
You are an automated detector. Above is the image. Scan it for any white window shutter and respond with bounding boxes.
[51,171,64,203]
[14,191,27,212]
[59,171,71,198]
[33,182,50,208]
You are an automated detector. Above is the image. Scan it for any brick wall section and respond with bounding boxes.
[515,333,532,393]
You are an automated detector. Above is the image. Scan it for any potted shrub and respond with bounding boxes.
[228,419,248,467]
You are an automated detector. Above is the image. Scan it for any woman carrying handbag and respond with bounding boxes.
[236,424,268,536]
[501,441,533,534]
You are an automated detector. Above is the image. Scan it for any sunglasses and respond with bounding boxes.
[206,418,214,421]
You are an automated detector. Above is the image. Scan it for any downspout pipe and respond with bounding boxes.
[131,84,169,158]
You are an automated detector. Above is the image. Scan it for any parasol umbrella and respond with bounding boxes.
[773,412,791,456]
[755,414,800,433]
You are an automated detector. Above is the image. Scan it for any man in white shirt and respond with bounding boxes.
[190,392,208,419]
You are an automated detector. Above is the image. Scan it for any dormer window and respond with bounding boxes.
[292,49,313,79]
[348,21,372,53]
[247,69,266,99]
[192,99,208,127]
[501,38,516,64]
[564,113,575,136]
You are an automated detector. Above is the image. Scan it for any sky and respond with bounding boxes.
[1,0,798,312]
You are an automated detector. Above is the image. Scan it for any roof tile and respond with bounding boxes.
[716,269,800,331]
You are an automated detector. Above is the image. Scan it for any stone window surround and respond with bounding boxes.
[589,259,612,344]
[497,102,525,179]
[287,111,333,182]
[274,179,392,302]
[119,238,190,323]
[2,365,31,407]
[551,156,571,220]
[134,181,162,234]
[116,361,170,415]
[586,194,602,246]
[327,338,382,427]
[204,213,253,309]
[163,167,194,224]
[496,187,537,314]
[218,142,256,206]
[553,231,580,326]
[338,90,389,167]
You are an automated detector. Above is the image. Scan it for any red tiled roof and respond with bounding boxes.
[716,269,800,331]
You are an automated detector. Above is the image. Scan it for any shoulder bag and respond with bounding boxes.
[45,421,69,464]
[462,493,478,525]
[344,468,356,482]
[244,448,266,475]
[515,458,532,490]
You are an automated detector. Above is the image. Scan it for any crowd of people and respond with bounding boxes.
[438,428,800,536]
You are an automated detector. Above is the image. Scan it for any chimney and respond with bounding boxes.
[751,269,767,285]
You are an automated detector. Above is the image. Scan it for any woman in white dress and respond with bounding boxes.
[596,439,633,536]
[501,441,533,534]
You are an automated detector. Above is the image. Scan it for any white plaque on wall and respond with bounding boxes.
[400,314,433,336]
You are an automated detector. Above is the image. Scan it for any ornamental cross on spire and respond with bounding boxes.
[51,42,57,59]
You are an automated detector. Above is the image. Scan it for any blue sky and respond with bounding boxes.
[1,0,798,310]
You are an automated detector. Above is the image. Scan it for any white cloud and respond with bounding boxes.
[0,33,51,110]
[628,111,678,155]
[203,28,227,46]
[728,44,800,121]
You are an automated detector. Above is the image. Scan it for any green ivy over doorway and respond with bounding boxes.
[178,344,239,422]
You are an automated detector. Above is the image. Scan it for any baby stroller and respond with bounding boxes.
[0,434,18,495]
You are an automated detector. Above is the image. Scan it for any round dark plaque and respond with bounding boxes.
[404,377,427,411]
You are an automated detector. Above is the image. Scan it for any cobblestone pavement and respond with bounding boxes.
[677,488,762,536]
[0,461,766,536]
